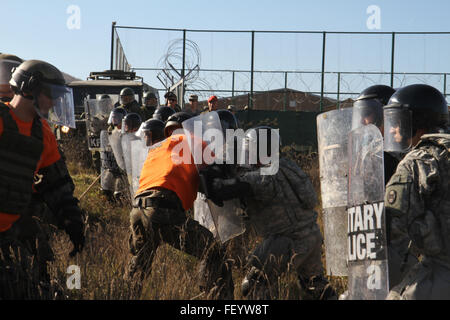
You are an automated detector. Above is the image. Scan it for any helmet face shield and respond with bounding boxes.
[43,84,76,128]
[121,114,142,134]
[97,97,113,116]
[0,60,21,100]
[0,59,21,85]
[107,110,125,127]
[352,99,383,130]
[383,106,412,154]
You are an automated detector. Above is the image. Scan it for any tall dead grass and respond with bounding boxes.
[42,137,348,300]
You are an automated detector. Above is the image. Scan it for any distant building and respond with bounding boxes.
[197,88,353,112]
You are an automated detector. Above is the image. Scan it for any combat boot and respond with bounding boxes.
[299,274,337,300]
[241,266,271,299]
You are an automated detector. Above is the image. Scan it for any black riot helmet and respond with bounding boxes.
[217,109,239,131]
[358,85,396,106]
[120,87,135,97]
[9,59,75,128]
[0,53,23,102]
[352,96,384,130]
[242,126,281,168]
[122,112,142,133]
[143,91,157,101]
[141,118,165,145]
[153,106,176,122]
[10,59,66,96]
[108,107,127,127]
[0,53,23,63]
[384,84,449,154]
[164,111,193,137]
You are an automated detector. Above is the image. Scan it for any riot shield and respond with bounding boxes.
[193,192,218,238]
[182,112,245,243]
[99,130,119,191]
[129,136,149,197]
[347,124,389,300]
[121,132,142,197]
[317,108,352,276]
[85,99,114,151]
[109,129,126,171]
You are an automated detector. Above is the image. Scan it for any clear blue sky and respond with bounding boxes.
[2,0,450,97]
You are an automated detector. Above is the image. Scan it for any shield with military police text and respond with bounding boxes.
[347,124,389,300]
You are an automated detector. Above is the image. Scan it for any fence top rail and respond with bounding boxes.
[132,67,449,76]
[114,25,450,35]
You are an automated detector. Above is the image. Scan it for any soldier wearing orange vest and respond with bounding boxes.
[0,60,86,298]
[126,113,234,299]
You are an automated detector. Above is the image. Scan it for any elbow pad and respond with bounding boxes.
[34,157,79,223]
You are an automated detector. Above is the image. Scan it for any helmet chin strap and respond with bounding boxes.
[32,92,49,121]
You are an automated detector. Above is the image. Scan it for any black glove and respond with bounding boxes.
[59,206,87,257]
[199,165,228,206]
[211,178,252,202]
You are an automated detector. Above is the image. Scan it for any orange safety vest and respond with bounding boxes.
[0,102,61,232]
[137,134,209,211]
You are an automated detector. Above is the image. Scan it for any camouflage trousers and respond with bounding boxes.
[242,225,332,300]
[387,256,450,300]
[127,189,234,299]
[0,207,54,300]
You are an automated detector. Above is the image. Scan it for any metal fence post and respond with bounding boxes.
[320,31,326,112]
[232,71,235,98]
[284,72,288,111]
[110,22,116,70]
[337,72,341,110]
[444,73,447,97]
[182,29,186,80]
[250,31,255,109]
[391,32,396,87]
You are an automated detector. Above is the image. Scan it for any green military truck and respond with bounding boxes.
[57,70,158,172]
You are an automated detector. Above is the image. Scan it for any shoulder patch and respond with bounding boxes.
[387,189,397,204]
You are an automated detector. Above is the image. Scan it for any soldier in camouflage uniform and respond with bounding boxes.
[116,87,141,115]
[382,84,450,300]
[140,91,158,121]
[126,113,234,299]
[206,126,334,300]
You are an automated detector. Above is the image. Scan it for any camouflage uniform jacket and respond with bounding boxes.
[238,157,320,238]
[386,134,450,265]
[140,105,156,121]
[118,100,142,115]
[385,133,450,299]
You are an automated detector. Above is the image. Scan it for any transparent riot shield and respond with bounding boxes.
[347,124,389,300]
[85,99,113,151]
[317,108,352,276]
[193,193,218,238]
[99,130,119,191]
[109,129,126,171]
[129,137,149,197]
[182,112,245,243]
[121,132,141,197]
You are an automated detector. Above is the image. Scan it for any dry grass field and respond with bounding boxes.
[43,132,348,300]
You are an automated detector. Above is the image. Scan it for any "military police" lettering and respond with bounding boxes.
[347,201,384,261]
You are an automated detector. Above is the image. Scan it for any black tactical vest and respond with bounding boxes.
[0,103,44,215]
